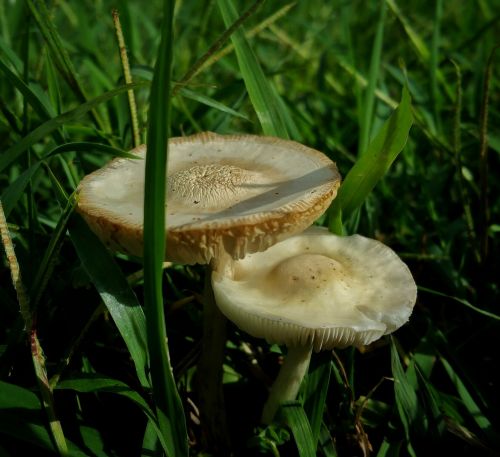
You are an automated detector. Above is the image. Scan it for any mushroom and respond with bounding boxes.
[76,132,341,270]
[76,131,342,448]
[211,225,417,423]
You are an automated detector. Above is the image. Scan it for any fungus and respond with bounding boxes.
[211,226,417,423]
[76,131,342,447]
[76,132,341,270]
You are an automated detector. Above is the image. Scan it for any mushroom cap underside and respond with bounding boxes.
[212,226,417,351]
[77,132,341,265]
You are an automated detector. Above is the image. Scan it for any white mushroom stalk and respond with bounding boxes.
[212,226,417,423]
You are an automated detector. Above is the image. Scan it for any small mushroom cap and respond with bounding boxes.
[77,132,341,266]
[212,226,417,351]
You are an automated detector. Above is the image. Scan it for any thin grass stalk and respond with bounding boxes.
[0,200,68,455]
[112,9,141,148]
[478,46,498,262]
[143,0,188,455]
[359,0,386,156]
[450,60,478,262]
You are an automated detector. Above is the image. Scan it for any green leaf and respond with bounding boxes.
[68,213,149,389]
[143,0,188,456]
[217,0,289,138]
[279,402,316,457]
[328,86,413,233]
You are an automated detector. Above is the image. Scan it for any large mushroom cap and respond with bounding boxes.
[77,132,341,266]
[212,226,417,351]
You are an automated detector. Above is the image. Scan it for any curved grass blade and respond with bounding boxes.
[0,81,147,173]
[419,286,500,321]
[68,213,149,389]
[328,87,412,234]
[143,0,188,455]
[217,0,289,138]
[56,374,170,454]
[279,402,316,457]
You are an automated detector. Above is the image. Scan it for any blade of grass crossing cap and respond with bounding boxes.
[143,0,188,455]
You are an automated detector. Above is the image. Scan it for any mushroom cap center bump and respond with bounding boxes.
[213,226,417,351]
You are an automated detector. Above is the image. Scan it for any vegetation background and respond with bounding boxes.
[0,0,499,456]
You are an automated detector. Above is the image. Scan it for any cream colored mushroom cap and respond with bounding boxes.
[76,132,341,266]
[212,226,417,351]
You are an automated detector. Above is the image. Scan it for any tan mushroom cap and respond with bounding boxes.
[77,132,341,266]
[212,226,417,351]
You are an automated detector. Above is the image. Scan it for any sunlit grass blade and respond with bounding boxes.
[358,0,386,156]
[0,81,147,173]
[143,1,188,455]
[217,0,289,138]
[68,214,149,388]
[328,86,413,234]
[279,402,316,457]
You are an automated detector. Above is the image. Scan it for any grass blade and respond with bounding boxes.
[279,402,316,457]
[143,1,188,455]
[390,338,418,456]
[68,214,149,388]
[0,81,146,173]
[328,86,413,234]
[217,0,289,138]
[27,0,107,133]
[303,353,331,449]
[359,0,386,155]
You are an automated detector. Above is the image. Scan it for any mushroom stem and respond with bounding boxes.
[261,345,313,424]
[196,267,231,453]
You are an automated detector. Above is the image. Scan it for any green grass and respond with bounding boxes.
[1,0,499,456]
